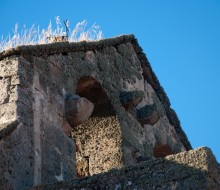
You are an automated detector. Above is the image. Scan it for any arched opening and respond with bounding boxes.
[75,77,115,117]
[70,76,123,178]
[153,144,174,158]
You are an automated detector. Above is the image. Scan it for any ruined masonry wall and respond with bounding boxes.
[0,35,191,189]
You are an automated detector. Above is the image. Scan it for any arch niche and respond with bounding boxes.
[70,76,123,178]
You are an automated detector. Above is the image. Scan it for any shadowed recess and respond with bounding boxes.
[76,76,115,117]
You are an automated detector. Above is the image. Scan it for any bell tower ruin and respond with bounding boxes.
[0,35,192,189]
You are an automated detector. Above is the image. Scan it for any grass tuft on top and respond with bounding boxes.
[0,16,103,52]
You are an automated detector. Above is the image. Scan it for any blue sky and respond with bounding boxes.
[0,0,219,161]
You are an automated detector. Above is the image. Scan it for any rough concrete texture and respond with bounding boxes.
[71,116,123,178]
[29,147,220,190]
[0,35,192,189]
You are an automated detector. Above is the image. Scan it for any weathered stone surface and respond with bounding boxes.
[143,116,186,158]
[0,102,17,124]
[136,104,159,125]
[0,57,20,140]
[119,90,144,109]
[0,35,193,189]
[65,95,94,128]
[29,147,220,190]
[62,119,72,136]
[0,77,10,104]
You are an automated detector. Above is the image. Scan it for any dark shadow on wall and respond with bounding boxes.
[75,76,115,117]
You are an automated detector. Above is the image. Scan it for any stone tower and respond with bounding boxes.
[0,35,191,189]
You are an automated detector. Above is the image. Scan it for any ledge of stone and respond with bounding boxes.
[29,147,220,190]
[0,35,135,60]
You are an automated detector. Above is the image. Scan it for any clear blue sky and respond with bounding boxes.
[0,0,219,161]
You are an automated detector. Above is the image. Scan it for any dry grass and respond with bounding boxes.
[0,16,103,52]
